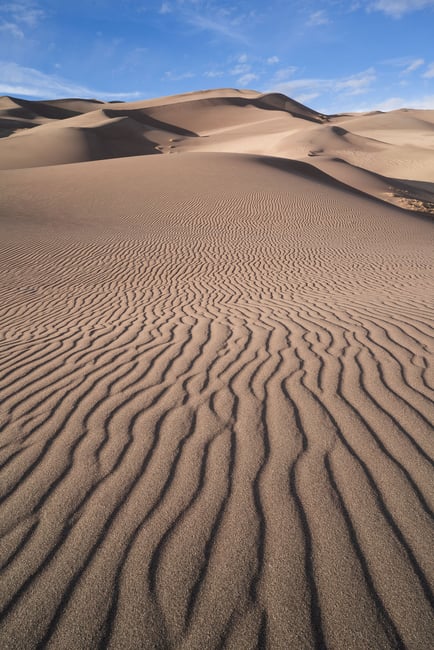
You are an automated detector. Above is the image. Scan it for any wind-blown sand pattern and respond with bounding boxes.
[0,89,433,649]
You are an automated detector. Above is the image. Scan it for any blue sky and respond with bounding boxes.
[0,0,433,112]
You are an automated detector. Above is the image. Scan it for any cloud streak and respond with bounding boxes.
[368,0,434,18]
[307,10,330,26]
[184,12,248,42]
[402,58,425,73]
[0,0,45,29]
[0,20,24,38]
[237,72,258,87]
[359,93,434,110]
[422,62,434,78]
[0,61,142,100]
[157,0,251,42]
[270,68,376,99]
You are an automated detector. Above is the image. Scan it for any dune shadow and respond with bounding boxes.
[103,109,199,138]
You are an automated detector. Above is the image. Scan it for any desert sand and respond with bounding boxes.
[0,89,433,649]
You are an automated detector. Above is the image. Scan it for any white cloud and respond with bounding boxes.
[382,55,425,74]
[338,94,434,112]
[368,0,434,17]
[267,56,279,65]
[422,62,434,78]
[159,1,251,42]
[188,14,240,40]
[335,68,376,94]
[402,58,425,73]
[373,94,434,109]
[307,10,330,26]
[0,1,44,43]
[237,72,258,87]
[237,53,248,63]
[375,96,408,110]
[164,70,195,81]
[294,92,320,104]
[382,56,413,66]
[230,63,250,75]
[183,11,247,42]
[272,66,298,82]
[0,61,142,100]
[405,95,434,108]
[204,69,224,78]
[0,19,23,37]
[0,1,45,28]
[271,68,376,99]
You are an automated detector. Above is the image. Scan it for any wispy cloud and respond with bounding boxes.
[237,72,258,87]
[362,94,434,110]
[307,10,330,26]
[336,68,376,94]
[164,70,196,81]
[228,53,255,83]
[164,51,278,88]
[422,62,434,78]
[0,61,142,100]
[186,12,248,41]
[294,92,321,105]
[204,69,224,78]
[270,68,376,99]
[159,2,171,14]
[383,56,430,75]
[159,0,251,42]
[368,0,434,18]
[266,56,279,65]
[230,62,250,75]
[402,57,425,73]
[272,66,298,82]
[0,0,45,38]
[0,20,23,38]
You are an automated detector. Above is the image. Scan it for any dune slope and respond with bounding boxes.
[0,91,433,650]
[1,89,433,215]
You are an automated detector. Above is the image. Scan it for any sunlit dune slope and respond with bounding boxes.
[0,90,433,650]
[0,88,433,213]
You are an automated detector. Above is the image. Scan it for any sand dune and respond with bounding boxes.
[0,96,104,138]
[1,88,433,214]
[0,89,433,649]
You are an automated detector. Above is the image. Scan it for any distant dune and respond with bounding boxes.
[0,89,433,649]
[1,88,433,213]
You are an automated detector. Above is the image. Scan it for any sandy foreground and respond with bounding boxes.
[0,89,433,649]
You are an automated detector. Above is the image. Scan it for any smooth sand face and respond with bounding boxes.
[0,90,433,649]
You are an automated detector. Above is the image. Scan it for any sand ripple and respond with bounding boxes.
[0,149,433,649]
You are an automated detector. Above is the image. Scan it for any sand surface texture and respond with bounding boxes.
[0,89,433,649]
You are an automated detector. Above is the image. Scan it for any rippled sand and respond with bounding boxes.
[0,90,433,649]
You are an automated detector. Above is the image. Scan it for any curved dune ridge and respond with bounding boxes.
[0,88,433,214]
[0,90,433,649]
